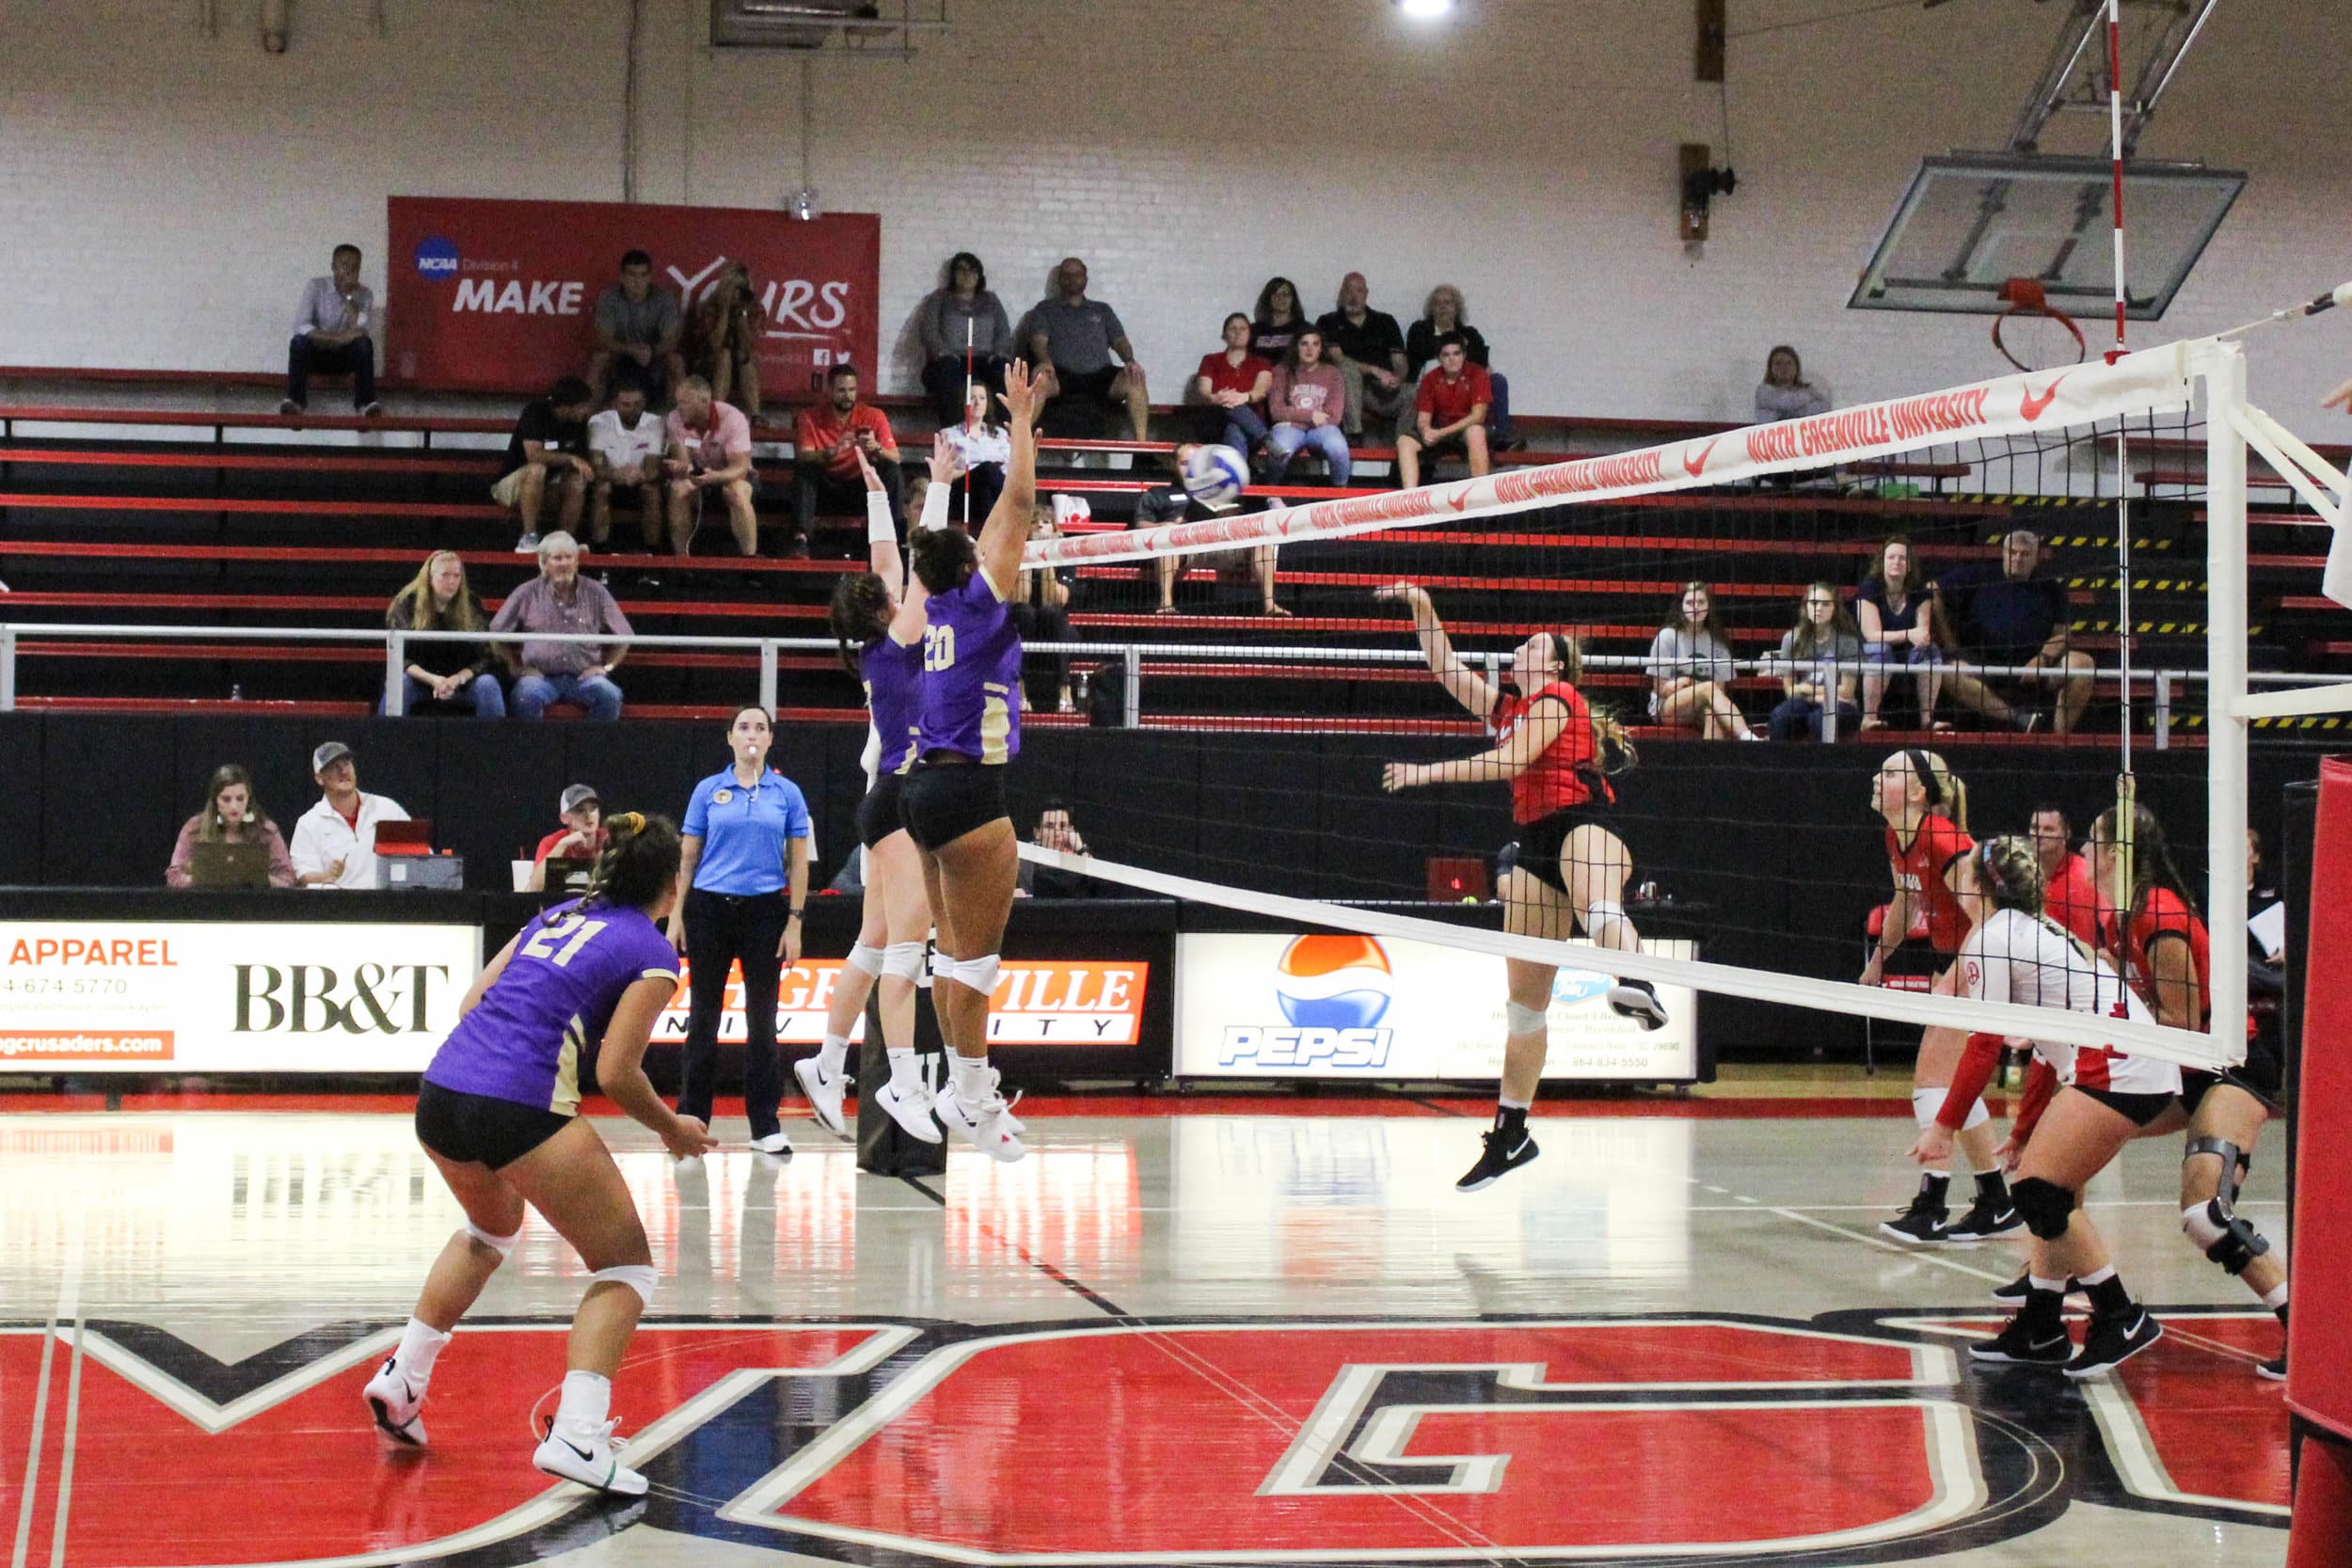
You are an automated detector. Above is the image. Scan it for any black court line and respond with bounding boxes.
[900,1175,1133,1321]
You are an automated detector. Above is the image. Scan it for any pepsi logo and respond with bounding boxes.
[1273,934,1392,1031]
[413,236,460,281]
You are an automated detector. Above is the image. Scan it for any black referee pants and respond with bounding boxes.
[676,886,787,1141]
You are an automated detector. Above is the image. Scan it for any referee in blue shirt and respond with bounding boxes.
[671,704,813,1156]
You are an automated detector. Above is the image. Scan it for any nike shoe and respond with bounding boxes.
[748,1131,792,1156]
[1992,1272,2081,1305]
[2063,1308,2163,1380]
[938,1080,1026,1163]
[1943,1194,2026,1243]
[1455,1128,1539,1192]
[873,1078,944,1144]
[1878,1194,1949,1244]
[2257,1352,2286,1382]
[1968,1314,2073,1367]
[794,1056,850,1139]
[1605,979,1668,1031]
[532,1418,647,1497]
[362,1354,428,1445]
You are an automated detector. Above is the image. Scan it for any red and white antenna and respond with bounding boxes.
[2106,0,2128,362]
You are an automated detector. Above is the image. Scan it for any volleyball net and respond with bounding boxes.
[1014,334,2344,1074]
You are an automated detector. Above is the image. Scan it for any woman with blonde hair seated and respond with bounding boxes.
[386,550,505,717]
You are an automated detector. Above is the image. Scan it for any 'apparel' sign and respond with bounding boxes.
[1174,933,1697,1081]
[386,196,881,396]
[0,923,481,1072]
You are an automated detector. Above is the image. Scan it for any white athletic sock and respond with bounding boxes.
[2263,1282,2289,1309]
[555,1370,612,1433]
[1498,1094,1532,1112]
[2028,1275,2068,1294]
[396,1317,452,1383]
[949,1053,992,1101]
[885,1047,917,1088]
[818,1032,850,1076]
[2076,1264,2117,1287]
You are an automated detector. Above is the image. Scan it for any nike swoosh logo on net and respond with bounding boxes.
[1446,490,1471,512]
[1682,437,1722,477]
[2021,373,2073,420]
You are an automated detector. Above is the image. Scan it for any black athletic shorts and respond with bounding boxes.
[2072,1085,2177,1127]
[415,1079,572,1169]
[2179,1029,2285,1116]
[857,772,911,849]
[1510,800,1617,898]
[900,759,1009,851]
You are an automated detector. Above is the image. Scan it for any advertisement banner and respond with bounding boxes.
[0,923,481,1073]
[1174,933,1697,1081]
[386,196,881,397]
[657,958,1149,1048]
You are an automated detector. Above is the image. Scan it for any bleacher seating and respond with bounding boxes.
[0,374,2342,738]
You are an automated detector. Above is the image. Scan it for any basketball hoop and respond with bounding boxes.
[1992,277,2087,372]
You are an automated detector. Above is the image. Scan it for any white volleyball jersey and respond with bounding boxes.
[1958,907,2180,1097]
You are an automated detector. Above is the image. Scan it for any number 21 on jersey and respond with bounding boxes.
[924,624,957,672]
[522,915,607,967]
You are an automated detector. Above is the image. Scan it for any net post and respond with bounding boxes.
[1121,645,1141,728]
[2204,341,2251,1059]
[383,630,406,717]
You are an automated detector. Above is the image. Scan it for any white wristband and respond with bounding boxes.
[917,480,952,533]
[866,490,896,545]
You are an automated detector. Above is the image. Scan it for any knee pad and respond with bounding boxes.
[2184,1135,2249,1207]
[2011,1177,2076,1240]
[844,942,885,978]
[1910,1087,1989,1133]
[2183,1199,2271,1275]
[882,941,928,981]
[589,1263,658,1308]
[1504,1000,1549,1035]
[948,954,1002,997]
[1581,899,1630,947]
[463,1221,520,1260]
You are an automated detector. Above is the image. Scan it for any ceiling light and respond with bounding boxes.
[1395,0,1454,19]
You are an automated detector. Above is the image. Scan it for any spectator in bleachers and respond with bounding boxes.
[167,765,295,888]
[1935,527,2087,734]
[1194,313,1273,455]
[281,243,381,418]
[588,249,686,401]
[1017,800,1097,898]
[1024,257,1152,440]
[526,783,607,893]
[1395,336,1491,489]
[1856,533,1947,732]
[1014,503,1078,714]
[664,375,761,557]
[945,379,1009,523]
[916,251,1014,426]
[587,383,668,551]
[289,741,410,890]
[384,550,504,718]
[496,377,596,552]
[1768,582,1862,741]
[1405,284,1513,446]
[1754,345,1831,422]
[491,532,632,721]
[1647,581,1758,740]
[689,261,766,420]
[1263,329,1351,487]
[794,363,903,559]
[1248,277,1312,367]
[1138,456,1289,617]
[1316,272,1409,440]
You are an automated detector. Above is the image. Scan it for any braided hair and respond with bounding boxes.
[582,812,681,911]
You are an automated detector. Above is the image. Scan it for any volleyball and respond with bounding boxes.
[1180,443,1249,508]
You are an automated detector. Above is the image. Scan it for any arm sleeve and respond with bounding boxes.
[916,293,947,360]
[287,815,322,877]
[866,487,896,544]
[1100,304,1129,350]
[683,784,709,839]
[918,476,952,533]
[265,825,298,888]
[1644,628,1677,680]
[166,820,197,887]
[488,588,523,633]
[787,786,813,839]
[598,586,634,640]
[291,279,319,336]
[2012,1058,2058,1144]
[984,295,1012,358]
[1938,1032,2006,1130]
[1958,923,2006,1002]
[1267,367,1295,424]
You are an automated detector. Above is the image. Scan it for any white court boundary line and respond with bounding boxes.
[1021,845,2230,1070]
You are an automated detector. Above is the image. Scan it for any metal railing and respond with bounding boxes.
[0,621,2343,744]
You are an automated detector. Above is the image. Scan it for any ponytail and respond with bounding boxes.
[1549,630,1636,776]
[828,572,893,676]
[1903,748,1969,834]
[2091,802,2199,921]
[583,811,682,912]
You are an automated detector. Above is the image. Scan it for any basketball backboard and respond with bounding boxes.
[1851,153,2244,319]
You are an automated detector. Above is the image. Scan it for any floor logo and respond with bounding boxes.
[413,235,460,280]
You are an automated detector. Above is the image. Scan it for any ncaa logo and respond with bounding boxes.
[413,235,460,280]
[1273,934,1391,1030]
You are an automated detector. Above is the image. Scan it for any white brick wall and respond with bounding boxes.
[2,0,2345,435]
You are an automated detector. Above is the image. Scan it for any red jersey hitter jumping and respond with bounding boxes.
[1863,749,2020,1244]
[1913,835,2178,1378]
[2091,802,2290,1378]
[1378,582,1665,1193]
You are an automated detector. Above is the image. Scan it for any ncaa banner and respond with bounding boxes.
[0,922,480,1073]
[386,196,881,396]
[657,958,1149,1047]
[1174,933,1697,1082]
